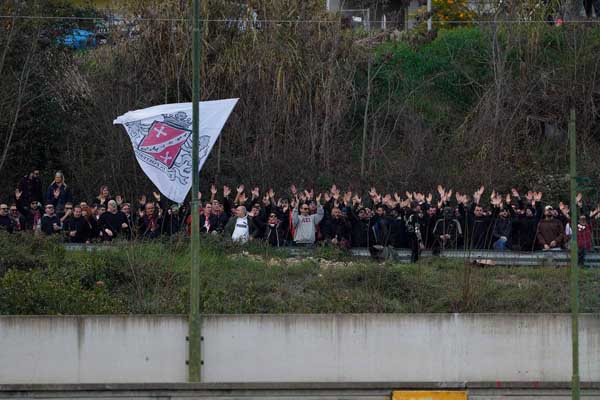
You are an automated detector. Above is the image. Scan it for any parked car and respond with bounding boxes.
[57,29,96,49]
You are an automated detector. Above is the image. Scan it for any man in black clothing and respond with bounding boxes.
[98,200,129,241]
[15,188,43,231]
[349,202,376,248]
[17,169,43,205]
[406,206,426,262]
[162,205,182,236]
[459,202,493,250]
[432,207,462,255]
[0,204,13,233]
[255,210,289,247]
[322,206,351,248]
[199,202,219,233]
[492,207,512,250]
[137,202,162,239]
[212,201,230,233]
[512,202,542,251]
[8,204,25,232]
[388,208,409,249]
[63,205,91,243]
[421,206,439,249]
[120,203,136,239]
[41,204,62,235]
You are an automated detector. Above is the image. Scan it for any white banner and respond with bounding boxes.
[114,99,238,203]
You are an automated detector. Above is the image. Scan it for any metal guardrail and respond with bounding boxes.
[62,244,600,267]
[0,382,599,400]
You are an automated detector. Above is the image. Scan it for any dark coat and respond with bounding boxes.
[322,217,351,242]
[41,214,61,235]
[0,215,13,233]
[536,218,565,248]
[16,197,43,231]
[18,175,43,204]
[98,211,129,240]
[63,216,91,243]
[45,183,73,213]
[137,214,162,239]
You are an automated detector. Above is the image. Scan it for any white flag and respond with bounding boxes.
[114,99,238,203]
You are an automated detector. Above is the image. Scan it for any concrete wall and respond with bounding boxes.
[0,316,188,383]
[201,314,600,383]
[1,314,599,384]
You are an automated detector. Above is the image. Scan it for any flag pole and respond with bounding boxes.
[569,108,580,400]
[189,0,202,383]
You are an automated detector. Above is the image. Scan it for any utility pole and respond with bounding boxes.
[360,53,371,180]
[189,0,202,383]
[427,0,432,32]
[569,108,580,400]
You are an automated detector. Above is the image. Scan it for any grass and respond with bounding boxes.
[0,232,598,315]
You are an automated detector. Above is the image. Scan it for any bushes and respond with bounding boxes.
[0,233,598,315]
[0,267,123,315]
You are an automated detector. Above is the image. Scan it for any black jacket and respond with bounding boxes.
[18,175,43,204]
[199,214,219,233]
[262,222,288,247]
[63,216,91,243]
[41,215,61,235]
[432,216,463,250]
[460,203,494,249]
[137,214,162,239]
[322,217,351,242]
[98,211,129,240]
[0,215,13,233]
[349,208,377,248]
[162,212,181,236]
[16,197,43,230]
[492,217,512,242]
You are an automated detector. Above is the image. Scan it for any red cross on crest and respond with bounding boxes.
[138,121,191,169]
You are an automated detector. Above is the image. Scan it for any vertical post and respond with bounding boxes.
[360,53,371,180]
[569,108,580,400]
[188,0,202,383]
[427,0,432,32]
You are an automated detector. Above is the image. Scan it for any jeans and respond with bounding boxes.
[584,0,600,17]
[494,238,508,251]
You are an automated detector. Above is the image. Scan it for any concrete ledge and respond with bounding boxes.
[2,382,600,391]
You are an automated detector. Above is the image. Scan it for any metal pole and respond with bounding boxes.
[427,0,432,32]
[569,108,580,400]
[188,0,202,383]
[360,52,371,180]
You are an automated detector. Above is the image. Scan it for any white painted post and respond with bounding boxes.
[427,0,432,31]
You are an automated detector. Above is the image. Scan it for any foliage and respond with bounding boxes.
[0,233,598,315]
[433,0,476,27]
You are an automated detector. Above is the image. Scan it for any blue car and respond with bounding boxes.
[57,29,96,49]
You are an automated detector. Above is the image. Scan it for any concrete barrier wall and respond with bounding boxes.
[1,314,599,384]
[201,314,600,382]
[0,316,188,383]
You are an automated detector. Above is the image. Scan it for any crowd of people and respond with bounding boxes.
[1,170,599,264]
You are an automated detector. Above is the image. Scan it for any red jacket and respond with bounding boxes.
[577,222,593,250]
